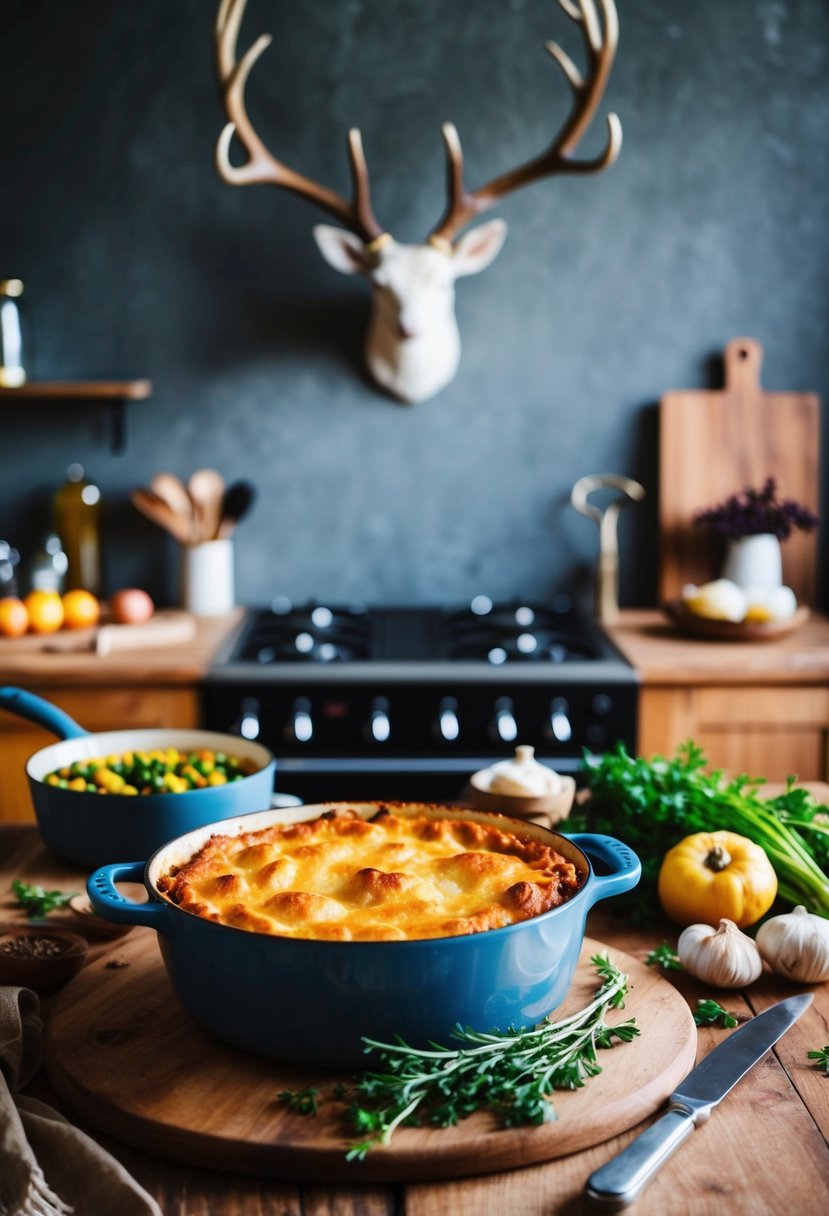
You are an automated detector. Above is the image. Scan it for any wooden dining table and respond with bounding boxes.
[2,822,828,1216]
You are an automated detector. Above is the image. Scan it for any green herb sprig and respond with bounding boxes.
[569,741,829,925]
[278,1086,318,1116]
[345,955,638,1160]
[11,880,78,920]
[644,942,683,971]
[693,999,738,1029]
[806,1046,829,1076]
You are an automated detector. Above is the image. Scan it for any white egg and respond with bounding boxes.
[744,588,773,622]
[684,579,747,622]
[765,585,797,620]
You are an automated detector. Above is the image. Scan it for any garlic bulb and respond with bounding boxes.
[477,746,563,798]
[755,905,829,984]
[677,918,763,988]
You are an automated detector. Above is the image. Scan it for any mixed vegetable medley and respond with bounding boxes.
[42,748,259,795]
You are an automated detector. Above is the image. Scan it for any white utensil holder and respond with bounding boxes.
[181,539,235,615]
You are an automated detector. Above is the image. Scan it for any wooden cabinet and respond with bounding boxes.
[607,611,829,782]
[0,686,199,823]
[638,685,829,781]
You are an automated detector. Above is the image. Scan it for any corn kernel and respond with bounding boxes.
[94,768,125,793]
[207,771,227,786]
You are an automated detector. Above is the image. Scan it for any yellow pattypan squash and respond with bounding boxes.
[657,830,777,928]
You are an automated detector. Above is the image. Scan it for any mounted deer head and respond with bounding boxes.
[215,0,621,404]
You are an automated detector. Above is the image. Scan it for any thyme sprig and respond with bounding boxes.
[645,942,683,971]
[278,1086,318,1116]
[693,999,739,1029]
[345,954,638,1160]
[806,1046,829,1076]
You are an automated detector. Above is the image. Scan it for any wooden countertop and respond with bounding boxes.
[2,821,828,1216]
[606,608,829,686]
[0,609,244,686]
[2,606,828,691]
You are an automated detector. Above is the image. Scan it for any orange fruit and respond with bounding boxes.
[24,589,65,634]
[61,588,101,630]
[0,596,29,637]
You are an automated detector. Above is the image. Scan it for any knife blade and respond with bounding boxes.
[585,992,813,1211]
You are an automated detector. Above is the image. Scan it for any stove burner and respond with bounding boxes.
[228,597,612,666]
[446,600,598,663]
[451,629,592,664]
[239,603,373,664]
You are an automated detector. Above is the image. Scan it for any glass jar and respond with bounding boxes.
[54,464,102,595]
[27,534,69,594]
[0,279,29,387]
[0,540,21,597]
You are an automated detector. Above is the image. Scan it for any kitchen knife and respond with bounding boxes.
[585,992,812,1210]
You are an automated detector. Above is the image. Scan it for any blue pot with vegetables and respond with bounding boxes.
[0,686,276,869]
[87,801,640,1067]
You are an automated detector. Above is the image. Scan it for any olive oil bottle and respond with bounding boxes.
[54,464,102,595]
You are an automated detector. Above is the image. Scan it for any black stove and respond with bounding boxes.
[203,597,638,802]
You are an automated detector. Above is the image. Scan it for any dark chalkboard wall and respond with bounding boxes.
[1,0,827,611]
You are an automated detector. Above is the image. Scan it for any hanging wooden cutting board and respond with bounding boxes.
[659,338,820,604]
[43,930,696,1183]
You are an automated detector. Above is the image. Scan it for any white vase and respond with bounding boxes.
[721,533,782,590]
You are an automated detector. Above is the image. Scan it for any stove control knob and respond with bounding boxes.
[436,697,460,743]
[492,697,518,744]
[288,697,314,744]
[367,697,391,744]
[238,697,261,741]
[548,697,573,744]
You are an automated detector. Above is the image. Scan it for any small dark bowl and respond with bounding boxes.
[0,925,89,993]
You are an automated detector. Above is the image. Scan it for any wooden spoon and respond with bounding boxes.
[130,488,192,545]
[151,472,195,541]
[188,469,225,543]
[218,480,256,538]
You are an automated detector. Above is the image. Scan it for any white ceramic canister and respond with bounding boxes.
[181,539,235,615]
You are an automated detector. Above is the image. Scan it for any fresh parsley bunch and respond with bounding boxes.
[569,742,829,926]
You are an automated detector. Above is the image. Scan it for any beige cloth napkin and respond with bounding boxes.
[0,986,162,1216]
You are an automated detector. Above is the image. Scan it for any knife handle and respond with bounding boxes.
[585,1105,697,1210]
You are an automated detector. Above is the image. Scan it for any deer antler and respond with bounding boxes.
[214,0,385,243]
[429,0,622,245]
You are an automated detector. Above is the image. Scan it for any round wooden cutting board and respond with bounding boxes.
[44,930,696,1183]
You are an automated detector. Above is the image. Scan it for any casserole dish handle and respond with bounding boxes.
[567,833,641,907]
[0,686,90,740]
[87,863,171,930]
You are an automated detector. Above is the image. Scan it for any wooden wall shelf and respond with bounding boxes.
[0,379,152,452]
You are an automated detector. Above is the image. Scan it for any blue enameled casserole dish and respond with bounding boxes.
[87,802,640,1067]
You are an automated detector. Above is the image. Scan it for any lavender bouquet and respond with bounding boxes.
[694,478,818,541]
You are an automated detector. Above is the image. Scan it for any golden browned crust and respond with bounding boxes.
[157,808,582,941]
